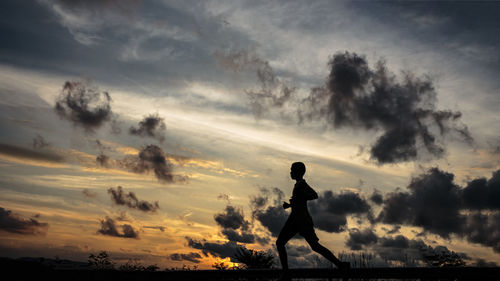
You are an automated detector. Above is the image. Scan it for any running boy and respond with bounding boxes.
[276,162,349,280]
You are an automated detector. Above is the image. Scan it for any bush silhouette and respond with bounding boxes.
[233,247,275,269]
[88,251,114,270]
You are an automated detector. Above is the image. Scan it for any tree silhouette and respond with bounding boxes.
[88,251,114,270]
[233,247,275,269]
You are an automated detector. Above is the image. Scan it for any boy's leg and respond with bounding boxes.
[276,219,298,271]
[301,226,349,269]
[306,239,342,266]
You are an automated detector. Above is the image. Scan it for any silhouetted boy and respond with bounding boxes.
[276,162,349,280]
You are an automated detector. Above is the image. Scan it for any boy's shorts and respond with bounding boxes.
[280,216,319,242]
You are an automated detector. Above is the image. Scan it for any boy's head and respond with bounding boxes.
[290,162,306,180]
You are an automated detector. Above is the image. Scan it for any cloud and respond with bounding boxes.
[376,168,500,253]
[97,216,139,239]
[32,134,50,149]
[0,143,64,163]
[96,153,110,167]
[214,205,248,230]
[129,113,166,143]
[143,225,165,232]
[185,237,239,261]
[41,0,143,45]
[82,189,98,198]
[249,187,288,237]
[169,252,202,263]
[108,186,159,213]
[119,145,180,183]
[214,49,295,118]
[220,229,255,244]
[298,51,473,163]
[346,228,378,250]
[255,205,288,237]
[343,229,470,266]
[463,212,500,253]
[54,81,113,133]
[308,191,372,233]
[462,169,500,210]
[0,207,49,235]
[377,168,463,238]
[214,205,256,243]
[95,140,111,167]
[251,187,372,236]
[369,190,383,205]
[375,235,470,267]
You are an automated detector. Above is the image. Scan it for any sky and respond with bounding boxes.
[1,0,500,269]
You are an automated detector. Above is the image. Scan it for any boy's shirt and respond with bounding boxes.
[290,179,318,224]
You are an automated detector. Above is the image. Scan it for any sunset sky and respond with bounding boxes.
[1,0,500,269]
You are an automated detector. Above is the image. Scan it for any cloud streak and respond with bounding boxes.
[0,143,64,163]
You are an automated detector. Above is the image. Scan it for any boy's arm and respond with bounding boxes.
[293,182,318,201]
[304,186,318,200]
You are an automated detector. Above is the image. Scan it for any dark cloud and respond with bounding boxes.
[462,212,500,253]
[129,113,166,143]
[462,170,500,210]
[0,207,49,235]
[308,191,372,233]
[54,81,113,133]
[251,187,372,236]
[97,216,139,239]
[376,168,500,253]
[377,168,463,238]
[250,187,287,237]
[250,194,268,210]
[108,186,159,213]
[214,49,295,118]
[185,237,239,261]
[169,252,202,264]
[344,231,470,267]
[214,205,255,243]
[119,145,179,183]
[32,134,50,149]
[299,52,473,163]
[473,258,498,267]
[0,143,64,163]
[255,205,288,237]
[286,245,312,257]
[221,228,255,244]
[214,205,248,230]
[346,228,378,250]
[369,190,383,205]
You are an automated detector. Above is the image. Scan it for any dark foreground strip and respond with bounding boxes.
[2,260,500,281]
